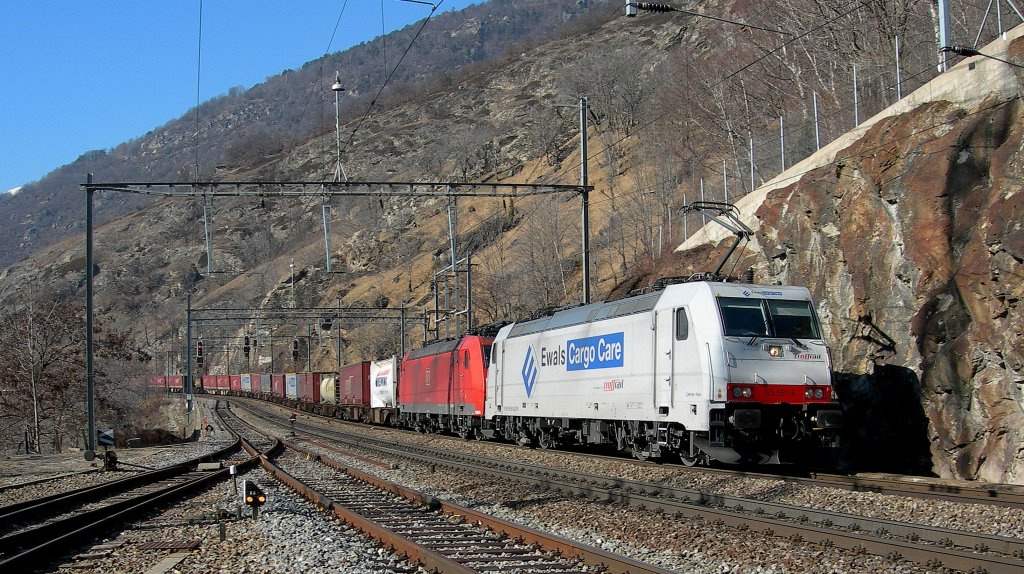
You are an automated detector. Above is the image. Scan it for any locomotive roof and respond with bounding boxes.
[508,290,662,338]
[504,281,814,339]
[405,338,461,360]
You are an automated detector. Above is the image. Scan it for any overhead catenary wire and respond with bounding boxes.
[194,0,204,182]
[337,0,444,162]
[535,0,872,188]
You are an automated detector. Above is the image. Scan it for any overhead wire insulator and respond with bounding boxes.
[637,2,675,12]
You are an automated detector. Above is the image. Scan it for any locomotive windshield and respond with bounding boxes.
[717,297,821,339]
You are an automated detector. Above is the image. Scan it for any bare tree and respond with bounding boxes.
[0,294,148,453]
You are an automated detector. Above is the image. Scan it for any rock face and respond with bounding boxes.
[679,36,1024,482]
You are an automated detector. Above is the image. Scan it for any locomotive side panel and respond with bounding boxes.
[399,339,460,416]
[490,311,663,422]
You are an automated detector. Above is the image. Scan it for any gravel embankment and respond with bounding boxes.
[237,404,966,573]
[268,403,1024,540]
[51,467,422,574]
[1,401,233,509]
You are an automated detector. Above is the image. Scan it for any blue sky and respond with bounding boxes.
[0,1,477,193]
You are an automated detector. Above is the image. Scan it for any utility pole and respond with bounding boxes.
[938,0,951,71]
[580,96,592,305]
[186,292,193,412]
[85,173,95,454]
[324,72,347,273]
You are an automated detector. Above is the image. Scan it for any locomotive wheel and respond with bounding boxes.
[680,453,701,467]
[538,430,556,450]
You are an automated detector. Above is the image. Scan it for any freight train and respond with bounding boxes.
[150,281,842,465]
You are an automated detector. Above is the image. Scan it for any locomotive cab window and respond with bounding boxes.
[719,298,770,337]
[675,308,689,340]
[766,299,820,339]
[464,350,470,369]
[483,345,493,365]
[717,297,820,339]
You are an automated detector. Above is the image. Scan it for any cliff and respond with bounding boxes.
[678,30,1024,482]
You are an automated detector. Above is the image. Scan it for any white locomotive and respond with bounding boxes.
[484,281,842,464]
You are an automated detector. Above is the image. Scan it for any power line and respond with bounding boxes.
[339,0,444,159]
[193,0,204,182]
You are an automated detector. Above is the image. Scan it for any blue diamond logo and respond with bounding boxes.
[521,346,538,397]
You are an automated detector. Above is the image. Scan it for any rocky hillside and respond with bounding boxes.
[675,29,1024,483]
[0,0,612,269]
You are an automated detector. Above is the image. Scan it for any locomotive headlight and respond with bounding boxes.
[767,345,783,357]
[731,386,753,399]
[805,388,813,399]
[814,388,824,399]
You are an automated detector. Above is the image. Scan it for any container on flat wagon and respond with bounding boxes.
[369,356,398,408]
[338,362,371,406]
[285,373,298,400]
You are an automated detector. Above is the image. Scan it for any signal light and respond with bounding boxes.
[292,338,299,361]
[243,335,251,358]
[243,480,266,519]
[196,340,204,367]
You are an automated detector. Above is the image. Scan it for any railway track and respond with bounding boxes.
[0,407,261,572]
[221,401,680,574]
[232,396,1024,509]
[0,469,101,496]
[232,398,1024,573]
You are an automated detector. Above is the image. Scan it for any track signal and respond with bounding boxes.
[292,338,299,361]
[243,480,266,519]
[243,335,251,359]
[196,340,204,367]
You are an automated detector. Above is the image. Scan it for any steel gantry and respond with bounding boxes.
[185,304,409,380]
[82,178,593,453]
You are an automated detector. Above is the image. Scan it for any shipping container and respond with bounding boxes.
[285,373,298,400]
[338,362,371,406]
[271,374,285,398]
[369,357,398,408]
